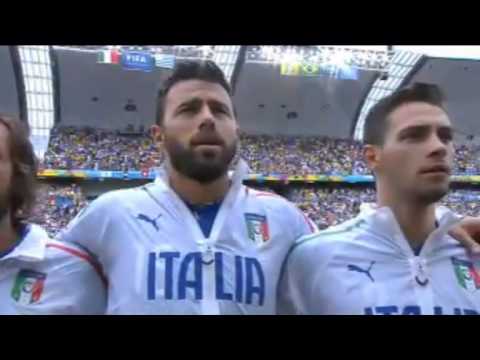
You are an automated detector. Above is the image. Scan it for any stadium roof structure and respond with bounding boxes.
[234,51,377,137]
[232,45,480,140]
[353,46,480,143]
[53,45,241,81]
[3,45,480,159]
[404,56,480,143]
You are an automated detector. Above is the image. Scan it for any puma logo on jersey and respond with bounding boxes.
[348,261,375,282]
[136,213,162,231]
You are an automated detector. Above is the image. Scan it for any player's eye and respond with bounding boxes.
[214,107,229,115]
[401,131,424,141]
[177,106,197,116]
[179,106,194,113]
[438,129,453,143]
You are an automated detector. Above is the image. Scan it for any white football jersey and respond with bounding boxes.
[59,160,316,314]
[0,223,106,314]
[279,204,480,315]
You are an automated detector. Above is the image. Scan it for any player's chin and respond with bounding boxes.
[417,184,449,203]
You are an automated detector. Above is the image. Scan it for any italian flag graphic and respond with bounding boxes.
[452,257,480,291]
[97,49,121,64]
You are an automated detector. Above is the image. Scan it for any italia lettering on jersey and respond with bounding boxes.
[147,251,265,306]
[364,306,479,315]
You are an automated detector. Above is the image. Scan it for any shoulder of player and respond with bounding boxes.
[45,240,96,266]
[43,240,107,285]
[292,215,365,254]
[242,186,316,232]
[102,185,147,202]
[244,186,296,210]
[87,184,153,211]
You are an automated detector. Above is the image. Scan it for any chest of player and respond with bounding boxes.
[317,249,480,315]
[102,201,291,313]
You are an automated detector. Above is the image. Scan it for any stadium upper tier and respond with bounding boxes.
[41,127,480,176]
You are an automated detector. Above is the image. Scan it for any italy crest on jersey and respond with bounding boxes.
[245,213,270,244]
[11,269,47,305]
[451,257,480,292]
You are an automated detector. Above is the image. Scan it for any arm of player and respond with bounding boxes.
[47,251,107,315]
[277,236,319,315]
[448,216,480,256]
[293,206,318,239]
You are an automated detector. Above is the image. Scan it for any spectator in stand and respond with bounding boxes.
[42,127,480,176]
[28,181,480,236]
[29,184,89,237]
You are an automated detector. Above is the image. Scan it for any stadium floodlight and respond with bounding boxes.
[200,45,214,58]
[245,46,394,73]
[329,50,348,67]
[282,48,302,65]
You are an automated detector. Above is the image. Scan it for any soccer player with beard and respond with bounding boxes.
[0,115,106,314]
[59,60,317,314]
[278,83,480,315]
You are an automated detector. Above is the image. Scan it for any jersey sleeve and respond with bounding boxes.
[57,193,114,258]
[49,252,107,314]
[293,206,318,239]
[277,235,321,315]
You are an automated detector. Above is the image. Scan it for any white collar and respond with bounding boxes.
[358,202,462,255]
[359,202,460,227]
[1,224,48,262]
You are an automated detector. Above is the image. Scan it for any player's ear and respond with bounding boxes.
[364,144,381,172]
[151,124,164,143]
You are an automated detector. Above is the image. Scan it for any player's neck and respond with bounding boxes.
[0,211,18,254]
[377,190,437,249]
[168,169,230,205]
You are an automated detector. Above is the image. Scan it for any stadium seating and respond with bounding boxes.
[29,184,480,236]
[42,127,162,172]
[42,127,480,175]
[34,126,480,236]
[30,184,89,237]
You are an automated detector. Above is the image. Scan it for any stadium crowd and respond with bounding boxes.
[42,127,480,176]
[288,187,480,229]
[30,184,89,237]
[29,183,480,235]
[42,127,162,172]
[36,126,480,234]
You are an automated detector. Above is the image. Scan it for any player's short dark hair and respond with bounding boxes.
[363,82,446,146]
[155,60,232,125]
[0,115,38,231]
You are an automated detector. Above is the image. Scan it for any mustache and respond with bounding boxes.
[190,131,226,147]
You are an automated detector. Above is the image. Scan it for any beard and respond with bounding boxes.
[164,133,237,184]
[0,189,9,222]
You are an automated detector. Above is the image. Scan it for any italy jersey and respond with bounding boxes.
[59,160,316,314]
[0,223,106,314]
[278,204,480,315]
